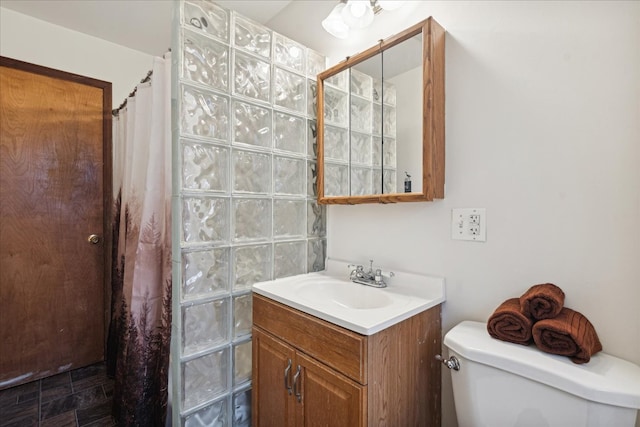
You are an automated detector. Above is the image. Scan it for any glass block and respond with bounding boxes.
[273,156,305,196]
[232,100,271,148]
[308,238,326,272]
[350,69,372,99]
[232,198,272,242]
[273,199,305,239]
[324,163,348,197]
[307,120,317,159]
[181,84,229,142]
[233,389,252,427]
[232,149,271,194]
[182,140,229,192]
[307,200,326,237]
[233,341,252,385]
[383,80,396,105]
[383,137,396,168]
[233,14,271,58]
[372,78,382,103]
[383,168,397,194]
[307,79,317,117]
[372,103,382,135]
[182,29,229,92]
[233,294,252,339]
[182,196,229,245]
[182,247,230,301]
[273,33,305,73]
[183,0,229,42]
[233,50,271,103]
[307,49,326,79]
[182,298,230,356]
[273,67,306,114]
[351,131,371,165]
[274,112,305,155]
[182,348,230,410]
[183,397,227,427]
[372,169,382,194]
[325,70,348,91]
[323,87,348,127]
[324,125,348,162]
[274,241,306,278]
[232,244,271,291]
[351,96,371,133]
[383,104,396,137]
[351,167,372,196]
[372,136,382,167]
[307,161,318,198]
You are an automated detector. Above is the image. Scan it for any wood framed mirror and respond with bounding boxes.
[317,17,445,204]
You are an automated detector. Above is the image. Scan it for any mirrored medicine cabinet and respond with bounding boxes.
[317,17,445,204]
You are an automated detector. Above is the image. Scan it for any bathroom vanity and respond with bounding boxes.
[251,261,445,426]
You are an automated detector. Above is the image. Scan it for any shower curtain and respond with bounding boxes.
[107,53,172,426]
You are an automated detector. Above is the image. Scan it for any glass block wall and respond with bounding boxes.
[323,68,398,196]
[171,1,327,425]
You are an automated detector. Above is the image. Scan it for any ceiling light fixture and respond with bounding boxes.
[322,0,406,39]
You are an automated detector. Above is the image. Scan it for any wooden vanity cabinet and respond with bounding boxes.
[252,293,442,427]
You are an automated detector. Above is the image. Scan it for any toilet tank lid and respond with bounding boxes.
[444,321,640,410]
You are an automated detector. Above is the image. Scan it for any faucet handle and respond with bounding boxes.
[374,268,395,284]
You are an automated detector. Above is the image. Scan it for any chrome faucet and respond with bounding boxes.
[348,260,394,288]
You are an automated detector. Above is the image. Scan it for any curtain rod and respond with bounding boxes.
[112,49,171,116]
[112,69,153,116]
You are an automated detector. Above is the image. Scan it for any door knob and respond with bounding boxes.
[88,234,100,244]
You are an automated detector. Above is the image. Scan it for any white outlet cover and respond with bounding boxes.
[451,208,487,242]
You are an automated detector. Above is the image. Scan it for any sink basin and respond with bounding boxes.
[252,259,446,335]
[297,280,394,309]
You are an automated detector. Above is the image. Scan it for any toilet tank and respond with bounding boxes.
[444,321,640,427]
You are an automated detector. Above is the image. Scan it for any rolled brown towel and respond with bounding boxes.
[532,307,602,364]
[487,298,533,345]
[520,283,565,320]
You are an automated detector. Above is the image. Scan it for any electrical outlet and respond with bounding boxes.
[452,208,486,242]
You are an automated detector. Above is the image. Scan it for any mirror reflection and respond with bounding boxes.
[318,18,445,204]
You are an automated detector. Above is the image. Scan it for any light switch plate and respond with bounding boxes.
[452,208,486,242]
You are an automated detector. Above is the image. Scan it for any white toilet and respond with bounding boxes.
[443,321,640,427]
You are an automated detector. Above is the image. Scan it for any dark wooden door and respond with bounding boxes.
[0,57,111,389]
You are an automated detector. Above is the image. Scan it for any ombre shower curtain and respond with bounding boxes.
[107,53,172,426]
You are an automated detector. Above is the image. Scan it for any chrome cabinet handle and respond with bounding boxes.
[292,365,302,403]
[284,358,292,395]
[87,234,100,244]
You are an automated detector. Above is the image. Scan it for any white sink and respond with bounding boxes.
[297,280,395,309]
[252,259,445,335]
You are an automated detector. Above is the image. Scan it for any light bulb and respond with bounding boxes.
[350,1,367,18]
[322,3,350,39]
[341,0,374,29]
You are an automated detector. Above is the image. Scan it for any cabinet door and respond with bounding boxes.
[296,352,365,427]
[252,328,296,427]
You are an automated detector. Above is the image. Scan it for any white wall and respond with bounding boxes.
[324,2,640,426]
[0,7,154,106]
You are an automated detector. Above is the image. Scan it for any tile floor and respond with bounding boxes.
[0,363,115,427]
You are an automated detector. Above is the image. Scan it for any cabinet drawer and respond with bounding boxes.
[253,293,368,384]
